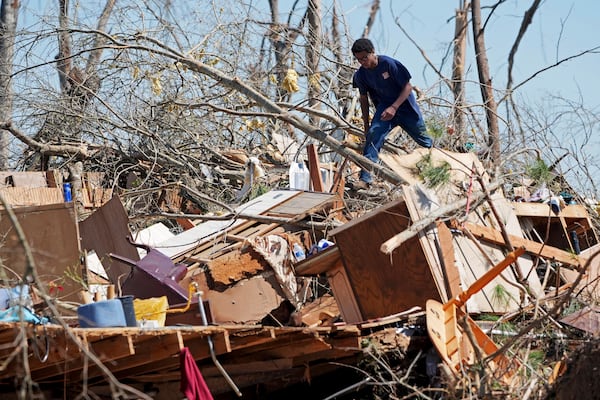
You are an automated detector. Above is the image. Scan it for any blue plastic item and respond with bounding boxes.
[118,296,137,327]
[0,285,31,310]
[0,305,48,324]
[63,183,72,202]
[77,299,127,328]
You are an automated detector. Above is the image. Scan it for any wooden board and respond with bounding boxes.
[436,221,462,298]
[403,184,449,302]
[326,262,362,323]
[0,202,84,302]
[0,187,64,208]
[463,221,584,267]
[294,245,342,276]
[79,196,139,286]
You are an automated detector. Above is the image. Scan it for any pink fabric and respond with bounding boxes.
[180,347,214,400]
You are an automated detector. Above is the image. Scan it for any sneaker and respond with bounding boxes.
[352,180,370,190]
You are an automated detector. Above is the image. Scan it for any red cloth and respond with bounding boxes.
[180,347,214,400]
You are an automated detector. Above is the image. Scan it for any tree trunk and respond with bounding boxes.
[451,5,468,150]
[306,0,322,128]
[27,0,115,170]
[471,0,500,167]
[0,0,19,170]
[361,0,380,38]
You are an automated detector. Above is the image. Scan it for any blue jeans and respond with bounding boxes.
[359,111,432,183]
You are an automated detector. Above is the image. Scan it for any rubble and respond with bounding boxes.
[0,146,599,398]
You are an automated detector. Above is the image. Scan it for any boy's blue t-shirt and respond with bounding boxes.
[352,55,420,116]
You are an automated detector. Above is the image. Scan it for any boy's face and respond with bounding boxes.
[354,51,377,69]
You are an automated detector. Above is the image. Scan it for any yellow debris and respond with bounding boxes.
[282,69,300,93]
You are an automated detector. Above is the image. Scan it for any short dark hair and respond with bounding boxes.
[351,38,374,54]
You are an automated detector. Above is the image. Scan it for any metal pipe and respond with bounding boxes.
[197,291,242,397]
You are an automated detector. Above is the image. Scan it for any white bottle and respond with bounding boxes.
[292,243,306,261]
[289,162,310,190]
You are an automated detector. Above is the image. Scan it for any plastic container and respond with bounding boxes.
[292,243,306,262]
[77,299,126,328]
[133,296,168,327]
[118,296,137,327]
[63,183,72,202]
[317,239,334,251]
[289,162,310,191]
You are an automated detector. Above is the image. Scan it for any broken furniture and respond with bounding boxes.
[426,247,525,383]
[299,197,443,324]
[108,239,189,305]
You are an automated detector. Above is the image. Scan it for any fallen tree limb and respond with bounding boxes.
[0,120,94,158]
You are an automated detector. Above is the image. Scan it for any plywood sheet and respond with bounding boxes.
[0,187,63,208]
[0,202,83,302]
[207,275,284,324]
[157,190,299,258]
[79,196,139,286]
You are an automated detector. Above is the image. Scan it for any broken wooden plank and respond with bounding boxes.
[436,221,462,298]
[294,245,341,276]
[307,143,325,192]
[461,221,583,267]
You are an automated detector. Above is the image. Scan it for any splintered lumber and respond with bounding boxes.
[307,143,324,192]
[426,247,525,384]
[461,221,583,268]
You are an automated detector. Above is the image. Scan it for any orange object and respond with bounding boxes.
[426,247,525,384]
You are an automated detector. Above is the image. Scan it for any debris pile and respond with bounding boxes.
[0,147,598,399]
